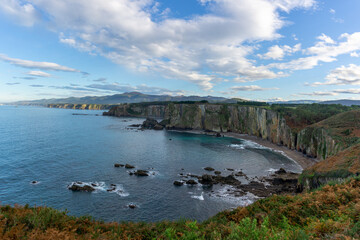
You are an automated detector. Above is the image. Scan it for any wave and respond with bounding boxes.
[190,192,204,201]
[211,186,260,206]
[68,181,129,197]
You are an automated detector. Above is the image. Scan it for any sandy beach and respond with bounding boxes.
[174,130,319,170]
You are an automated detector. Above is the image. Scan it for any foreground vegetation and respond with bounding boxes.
[1,177,360,239]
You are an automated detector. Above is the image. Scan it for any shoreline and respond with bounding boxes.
[171,129,318,170]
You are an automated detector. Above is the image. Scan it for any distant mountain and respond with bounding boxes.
[14,92,240,105]
[320,99,360,106]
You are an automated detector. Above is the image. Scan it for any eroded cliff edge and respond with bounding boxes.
[104,103,346,161]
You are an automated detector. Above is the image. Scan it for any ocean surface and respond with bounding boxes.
[0,106,302,222]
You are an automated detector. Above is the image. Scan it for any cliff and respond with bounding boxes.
[104,103,353,161]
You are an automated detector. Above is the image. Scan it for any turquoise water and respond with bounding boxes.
[0,106,301,222]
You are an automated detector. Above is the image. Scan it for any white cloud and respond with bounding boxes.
[329,8,335,14]
[0,0,38,26]
[312,64,360,86]
[260,44,301,60]
[230,85,279,92]
[334,89,360,94]
[350,52,360,57]
[26,71,52,77]
[0,0,316,90]
[0,54,80,72]
[271,32,360,70]
[86,83,186,96]
[298,91,338,96]
[298,88,360,97]
[316,33,335,44]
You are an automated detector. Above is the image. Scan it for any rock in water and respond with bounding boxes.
[173,180,184,186]
[200,174,213,185]
[128,204,136,209]
[134,170,149,176]
[216,133,221,137]
[275,168,287,174]
[125,164,135,169]
[153,124,164,130]
[204,167,215,171]
[214,171,221,175]
[186,179,198,185]
[235,171,246,177]
[68,183,95,192]
[141,118,159,129]
[114,163,124,168]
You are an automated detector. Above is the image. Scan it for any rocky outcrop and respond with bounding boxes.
[103,103,167,118]
[68,182,95,192]
[104,103,343,161]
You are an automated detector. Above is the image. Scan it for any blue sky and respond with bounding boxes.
[0,0,359,102]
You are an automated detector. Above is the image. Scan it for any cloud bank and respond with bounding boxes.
[0,0,316,91]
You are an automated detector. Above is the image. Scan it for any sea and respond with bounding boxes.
[0,105,302,222]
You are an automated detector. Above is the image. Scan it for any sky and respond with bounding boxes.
[0,0,360,103]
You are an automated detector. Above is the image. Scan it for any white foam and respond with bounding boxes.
[190,192,204,201]
[229,144,245,150]
[107,184,129,197]
[211,186,260,206]
[229,140,303,170]
[69,181,129,197]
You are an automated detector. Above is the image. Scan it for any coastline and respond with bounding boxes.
[171,129,318,170]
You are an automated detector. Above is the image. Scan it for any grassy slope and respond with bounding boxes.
[312,110,360,147]
[308,143,360,174]
[1,177,360,239]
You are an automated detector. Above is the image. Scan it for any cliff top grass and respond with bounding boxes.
[313,110,360,148]
[1,177,360,239]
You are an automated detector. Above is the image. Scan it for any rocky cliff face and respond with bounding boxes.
[105,103,342,161]
[104,103,167,118]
